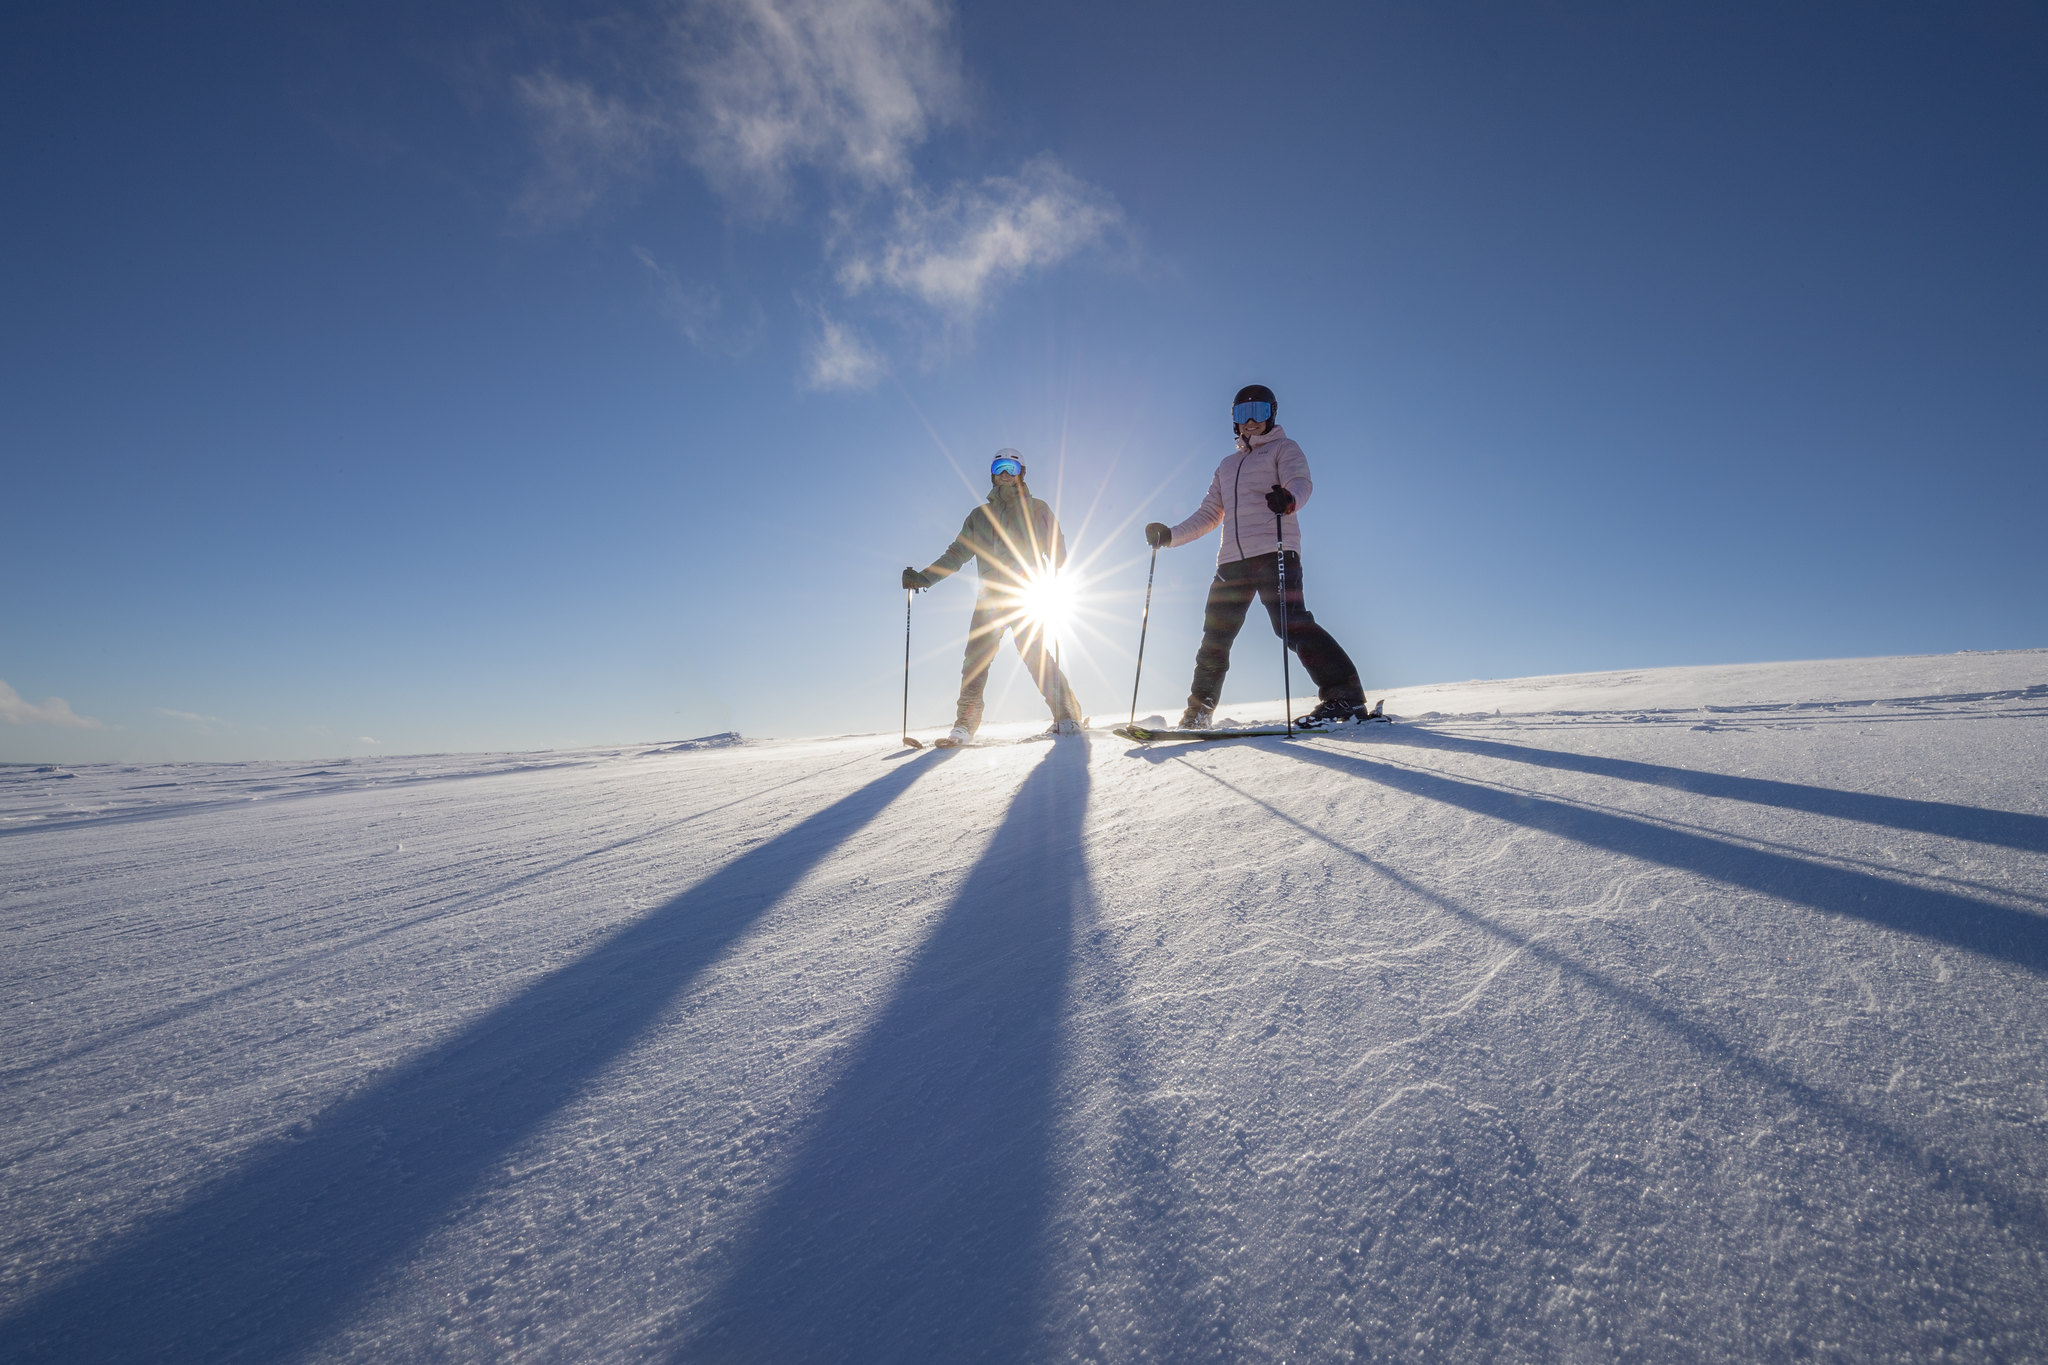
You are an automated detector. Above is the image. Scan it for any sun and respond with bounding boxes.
[1014,565,1080,644]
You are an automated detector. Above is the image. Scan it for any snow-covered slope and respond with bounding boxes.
[4,651,2046,1362]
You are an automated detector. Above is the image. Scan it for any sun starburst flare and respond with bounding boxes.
[1013,565,1081,645]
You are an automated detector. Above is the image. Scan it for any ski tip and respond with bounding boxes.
[1111,725,1156,742]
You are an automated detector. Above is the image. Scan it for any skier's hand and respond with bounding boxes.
[902,567,931,591]
[1144,522,1172,548]
[1265,484,1296,515]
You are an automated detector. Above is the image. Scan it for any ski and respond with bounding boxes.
[1113,725,1293,742]
[1115,700,1391,742]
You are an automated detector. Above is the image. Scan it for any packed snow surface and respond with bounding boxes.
[3,652,2046,1361]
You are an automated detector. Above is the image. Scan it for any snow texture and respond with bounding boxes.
[3,651,2046,1362]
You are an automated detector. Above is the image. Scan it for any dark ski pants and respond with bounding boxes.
[1186,550,1363,712]
[956,587,1081,734]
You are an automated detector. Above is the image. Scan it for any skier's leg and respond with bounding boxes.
[1015,626,1082,724]
[1186,563,1258,713]
[1256,552,1364,705]
[954,593,1005,735]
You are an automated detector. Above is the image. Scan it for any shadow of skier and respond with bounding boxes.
[1176,756,2048,1244]
[1272,741,2048,976]
[1366,724,2048,854]
[0,753,942,1364]
[2,749,883,1085]
[674,740,1091,1363]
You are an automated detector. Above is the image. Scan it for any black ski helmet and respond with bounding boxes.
[1233,383,1277,424]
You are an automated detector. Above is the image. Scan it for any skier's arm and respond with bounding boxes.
[1050,509,1068,572]
[1276,440,1313,514]
[1164,472,1226,547]
[922,508,982,581]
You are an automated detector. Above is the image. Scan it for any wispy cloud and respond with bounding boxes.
[357,736,383,746]
[0,680,107,730]
[514,69,664,226]
[807,314,888,389]
[676,0,964,207]
[514,0,961,220]
[838,156,1122,316]
[515,0,1125,384]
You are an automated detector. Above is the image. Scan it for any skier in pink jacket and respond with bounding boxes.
[1144,384,1370,730]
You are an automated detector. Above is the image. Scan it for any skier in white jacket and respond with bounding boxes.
[1144,384,1370,730]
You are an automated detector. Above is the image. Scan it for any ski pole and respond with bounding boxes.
[1276,516,1293,738]
[1127,544,1159,728]
[901,588,923,748]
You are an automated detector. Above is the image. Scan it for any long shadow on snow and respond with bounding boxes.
[1175,760,2048,1249]
[677,741,1089,1363]
[3,752,879,1085]
[1276,742,2048,976]
[1373,725,2048,854]
[0,753,941,1364]
[0,749,872,1088]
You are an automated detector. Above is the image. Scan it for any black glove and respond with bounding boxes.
[1265,484,1296,515]
[902,567,931,590]
[1145,522,1172,548]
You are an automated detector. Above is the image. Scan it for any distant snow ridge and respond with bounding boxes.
[640,732,744,755]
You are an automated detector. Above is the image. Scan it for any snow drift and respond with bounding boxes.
[3,651,2045,1361]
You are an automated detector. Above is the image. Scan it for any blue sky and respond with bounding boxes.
[3,1,2043,762]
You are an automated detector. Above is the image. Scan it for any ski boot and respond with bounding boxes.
[933,725,975,749]
[1177,704,1214,731]
[1295,697,1383,729]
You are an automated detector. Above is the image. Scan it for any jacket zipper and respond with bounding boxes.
[1231,446,1248,563]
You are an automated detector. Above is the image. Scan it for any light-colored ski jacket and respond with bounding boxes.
[923,482,1067,589]
[1163,424,1314,564]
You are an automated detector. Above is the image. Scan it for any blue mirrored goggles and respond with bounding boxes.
[990,457,1024,478]
[1232,400,1273,425]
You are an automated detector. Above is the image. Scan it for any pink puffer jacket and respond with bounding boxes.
[1164,424,1314,564]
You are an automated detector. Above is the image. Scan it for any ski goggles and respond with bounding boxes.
[990,457,1024,478]
[1232,400,1274,425]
